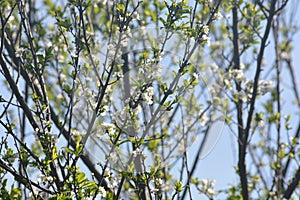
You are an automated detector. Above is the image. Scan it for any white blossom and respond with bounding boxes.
[72,130,85,136]
[113,71,124,78]
[132,11,140,20]
[140,26,147,36]
[161,181,172,192]
[201,34,210,45]
[199,179,217,198]
[151,188,159,193]
[45,41,53,48]
[178,140,185,154]
[258,80,274,95]
[121,36,128,47]
[99,105,109,117]
[203,25,209,34]
[38,174,54,183]
[240,63,245,69]
[214,12,223,20]
[108,152,118,165]
[155,178,163,186]
[207,188,217,198]
[104,168,111,177]
[210,63,219,73]
[281,52,291,60]
[101,123,115,136]
[142,87,155,104]
[98,186,106,197]
[107,43,119,60]
[133,147,142,157]
[230,69,245,82]
[15,47,25,58]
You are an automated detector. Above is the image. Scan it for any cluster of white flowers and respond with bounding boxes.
[103,167,118,190]
[142,86,155,104]
[45,131,59,143]
[132,11,141,20]
[225,68,246,83]
[99,122,115,137]
[202,25,209,35]
[99,105,109,117]
[280,51,291,60]
[104,168,111,177]
[233,90,248,103]
[41,119,52,128]
[6,15,17,35]
[214,12,223,21]
[120,33,129,48]
[267,191,289,200]
[15,47,25,58]
[150,178,163,193]
[140,26,147,36]
[98,186,106,197]
[113,71,124,79]
[107,178,118,190]
[107,151,118,165]
[117,26,133,48]
[155,178,163,186]
[210,63,219,73]
[178,140,185,154]
[195,23,210,45]
[69,46,78,58]
[213,66,275,103]
[71,130,85,136]
[137,58,163,83]
[54,43,68,63]
[245,79,275,101]
[252,113,266,135]
[93,0,113,7]
[132,147,142,158]
[258,80,275,95]
[201,34,210,45]
[198,179,217,198]
[107,43,117,59]
[161,181,172,192]
[201,24,210,45]
[107,43,124,65]
[37,174,54,183]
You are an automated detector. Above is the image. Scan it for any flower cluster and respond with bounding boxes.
[142,86,155,104]
[37,174,54,183]
[214,12,223,21]
[132,147,142,158]
[217,66,275,103]
[150,178,163,193]
[198,179,217,199]
[107,43,124,65]
[98,186,106,197]
[244,79,275,100]
[96,122,116,138]
[201,24,210,45]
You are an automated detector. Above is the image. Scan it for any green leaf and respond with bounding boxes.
[56,18,72,30]
[63,84,72,95]
[116,3,125,12]
[174,181,183,192]
[77,172,86,184]
[63,147,75,154]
